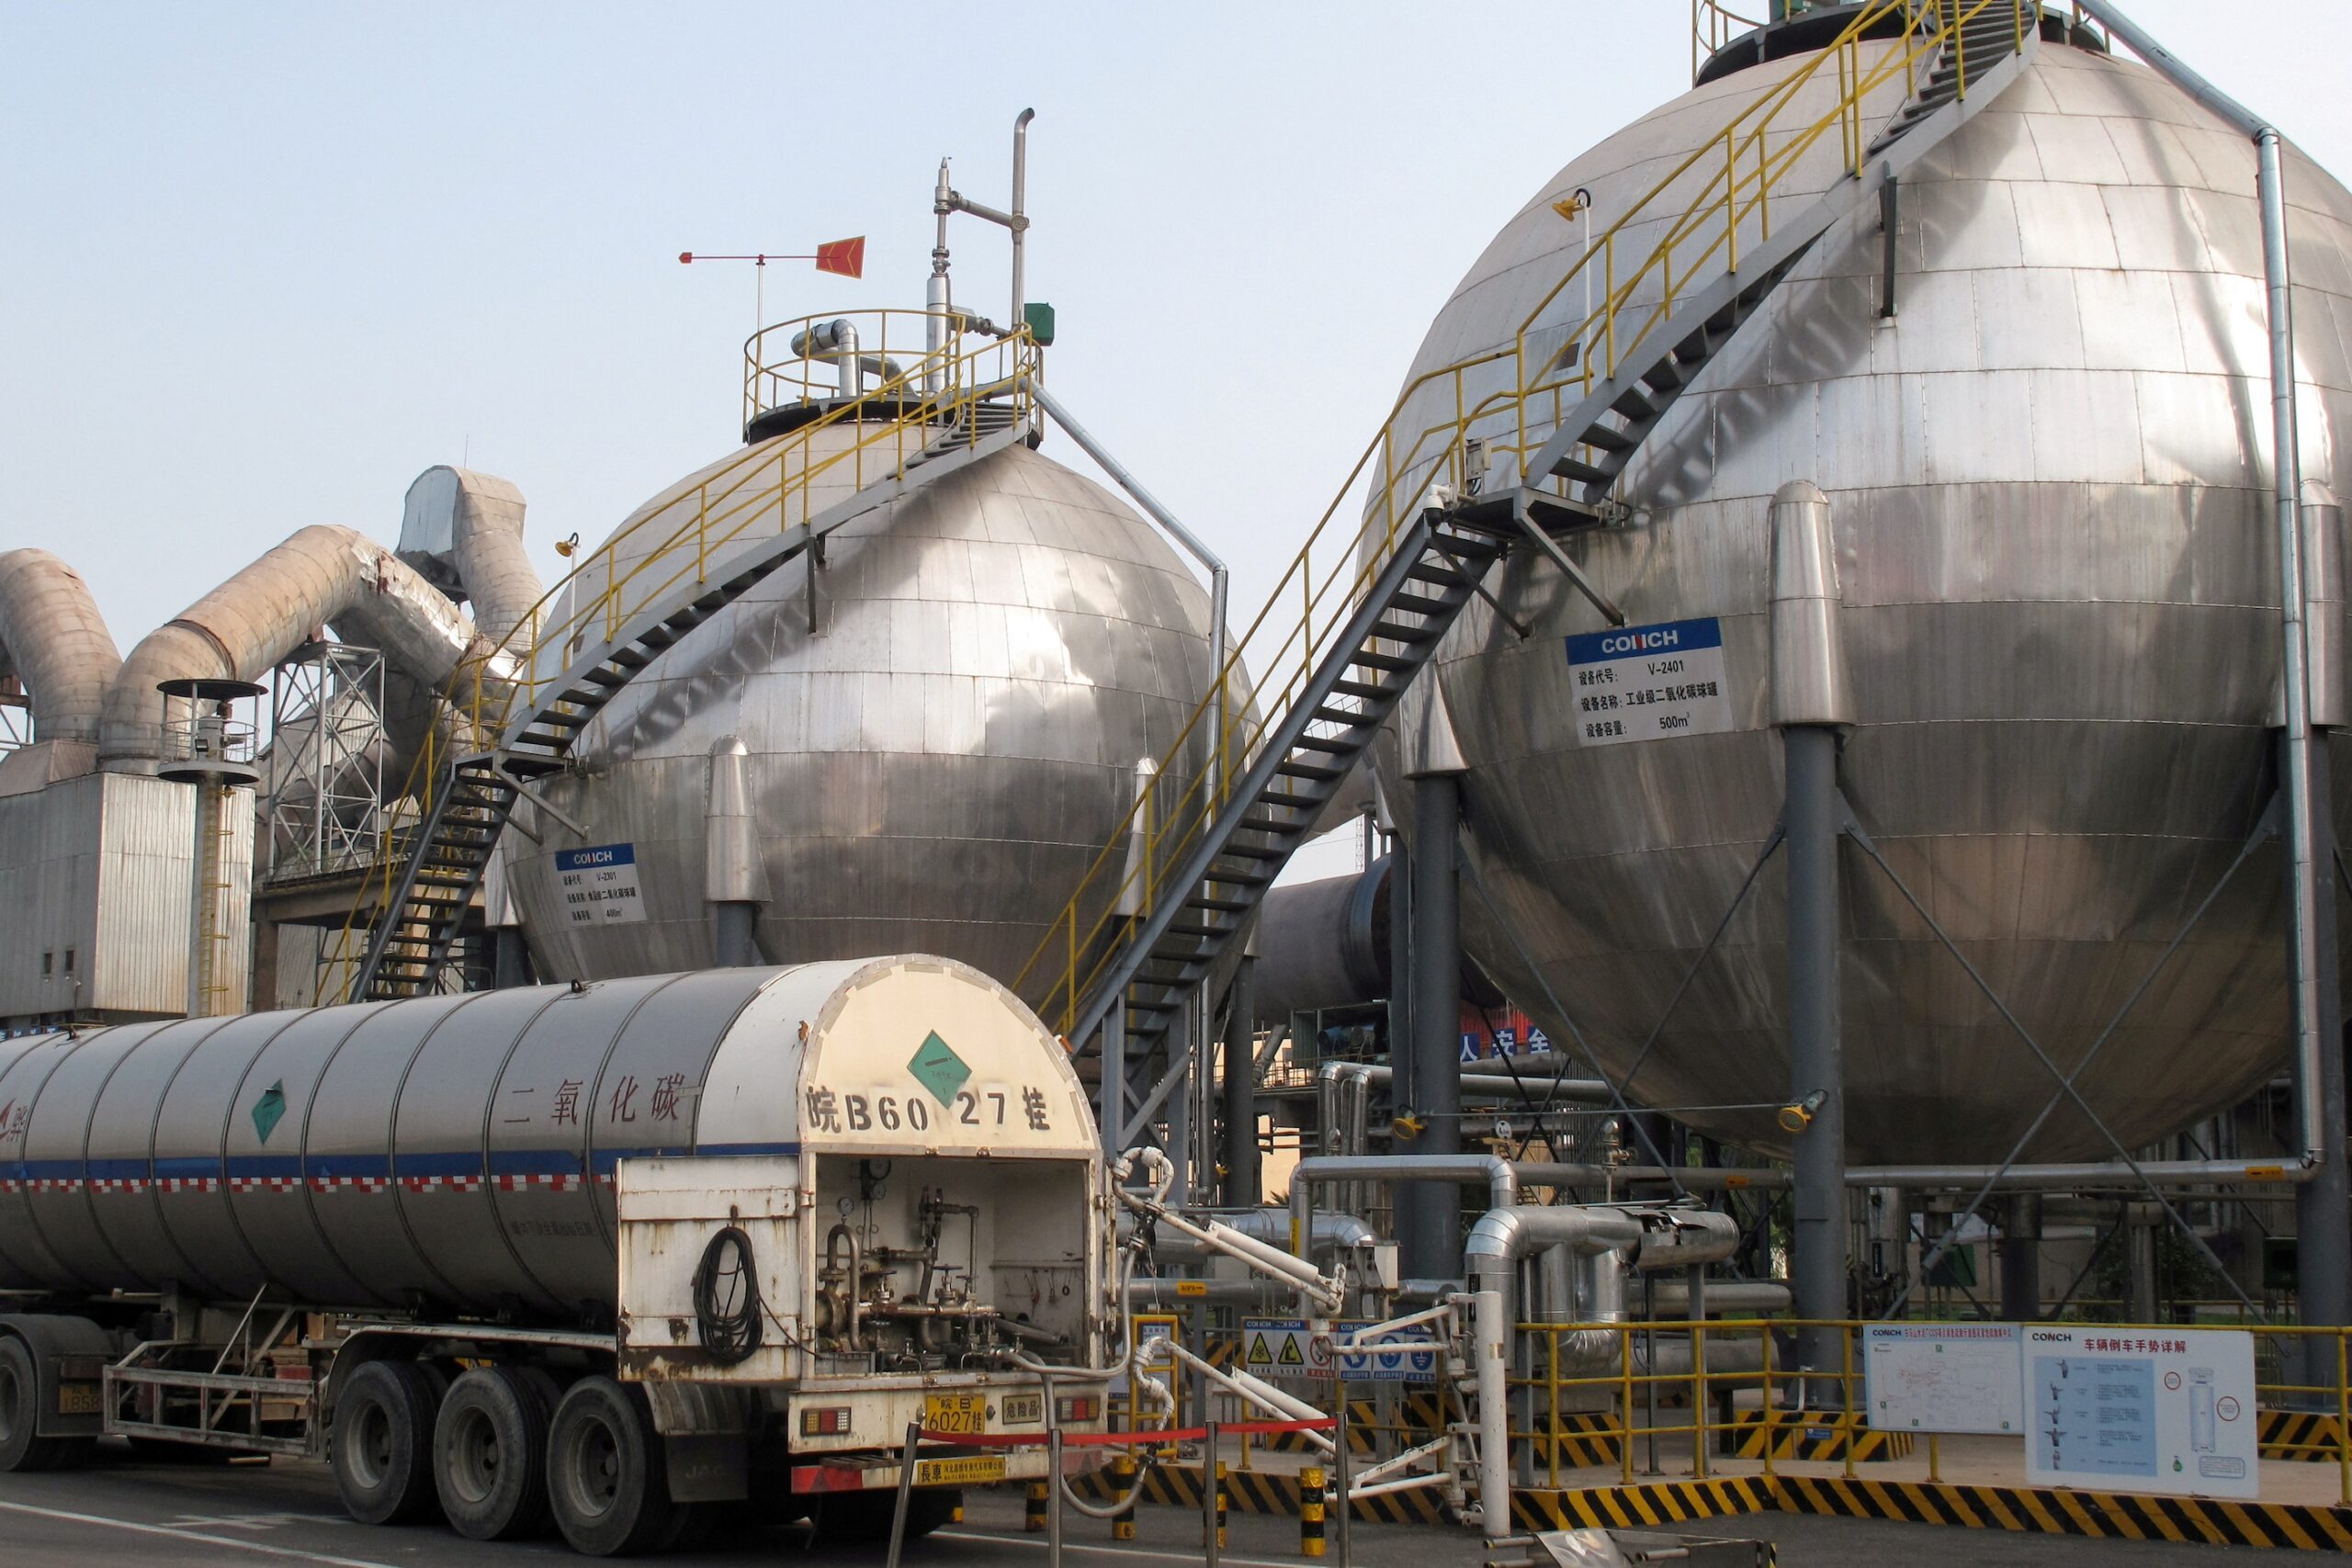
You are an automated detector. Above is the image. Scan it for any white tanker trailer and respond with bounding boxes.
[0,956,1118,1554]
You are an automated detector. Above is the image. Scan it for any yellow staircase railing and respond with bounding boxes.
[320,313,1039,1001]
[1016,0,2036,1039]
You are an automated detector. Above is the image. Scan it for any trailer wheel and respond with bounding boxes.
[435,1366,555,1540]
[331,1359,443,1525]
[546,1375,673,1556]
[0,1337,90,1472]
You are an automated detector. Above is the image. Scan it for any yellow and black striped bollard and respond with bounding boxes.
[1299,1464,1326,1558]
[1025,1479,1049,1533]
[1112,1452,1137,1540]
[1215,1458,1229,1550]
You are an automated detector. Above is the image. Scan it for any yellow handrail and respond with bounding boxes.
[1014,1,2035,1036]
[319,312,1040,1002]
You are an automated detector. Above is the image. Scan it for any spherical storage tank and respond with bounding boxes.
[1374,20,2352,1162]
[505,408,1219,997]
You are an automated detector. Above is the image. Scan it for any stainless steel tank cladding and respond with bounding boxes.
[509,424,1222,995]
[1374,32,2352,1161]
[0,956,1097,1313]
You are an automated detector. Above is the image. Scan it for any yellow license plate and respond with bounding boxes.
[56,1382,100,1416]
[913,1454,1006,1487]
[923,1393,988,1435]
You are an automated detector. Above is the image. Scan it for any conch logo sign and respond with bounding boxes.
[251,1081,287,1144]
[908,1032,971,1107]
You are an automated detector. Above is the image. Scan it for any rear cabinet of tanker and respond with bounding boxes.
[0,956,1114,1556]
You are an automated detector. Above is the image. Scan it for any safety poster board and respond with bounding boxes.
[1863,1322,2023,1434]
[2022,1326,2258,1498]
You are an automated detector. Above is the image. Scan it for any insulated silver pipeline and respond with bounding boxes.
[1025,382,1231,766]
[2068,3,2323,1170]
[789,320,905,399]
[100,525,522,767]
[1289,1154,1519,1266]
[0,547,120,746]
[398,467,542,653]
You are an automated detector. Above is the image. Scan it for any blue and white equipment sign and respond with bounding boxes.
[556,843,647,927]
[2023,1326,2257,1498]
[1565,616,1732,748]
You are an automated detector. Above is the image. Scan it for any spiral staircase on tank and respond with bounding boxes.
[1021,0,2047,1111]
[341,328,1042,1001]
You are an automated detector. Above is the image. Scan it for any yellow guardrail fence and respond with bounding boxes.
[1018,0,2038,1037]
[319,310,1039,999]
[1517,1317,2352,1500]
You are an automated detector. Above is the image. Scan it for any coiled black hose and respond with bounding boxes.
[693,1225,763,1363]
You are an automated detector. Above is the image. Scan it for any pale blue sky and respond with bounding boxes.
[4,2,2346,665]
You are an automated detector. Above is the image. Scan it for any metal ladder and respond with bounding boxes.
[1023,0,2043,1077]
[1089,511,1515,1066]
[1507,1,2041,512]
[349,398,1035,1001]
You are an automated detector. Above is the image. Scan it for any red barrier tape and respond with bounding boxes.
[920,1416,1335,1450]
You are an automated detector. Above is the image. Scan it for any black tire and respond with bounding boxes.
[434,1366,555,1540]
[330,1359,443,1526]
[546,1375,674,1556]
[0,1337,67,1473]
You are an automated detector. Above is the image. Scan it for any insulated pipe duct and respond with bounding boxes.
[396,467,542,653]
[0,547,120,746]
[1131,1208,1374,1262]
[100,525,523,767]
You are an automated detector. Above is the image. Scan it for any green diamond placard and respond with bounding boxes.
[909,1032,971,1107]
[251,1081,287,1144]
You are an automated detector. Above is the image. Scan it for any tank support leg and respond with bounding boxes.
[1405,770,1464,1280]
[1784,723,1847,1398]
[1223,957,1261,1208]
[2294,728,2349,1390]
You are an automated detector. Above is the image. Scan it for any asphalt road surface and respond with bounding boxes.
[0,1446,2258,1565]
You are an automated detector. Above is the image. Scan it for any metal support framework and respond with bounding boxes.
[1456,850,1704,1197]
[1852,807,2269,1319]
[262,641,386,883]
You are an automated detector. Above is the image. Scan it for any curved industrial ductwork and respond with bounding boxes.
[101,525,522,769]
[396,466,543,653]
[0,547,121,746]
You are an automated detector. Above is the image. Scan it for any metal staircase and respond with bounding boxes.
[345,324,1040,1000]
[1020,0,2043,1072]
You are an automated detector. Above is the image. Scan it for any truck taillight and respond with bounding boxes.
[800,1406,853,1437]
[1055,1395,1099,1422]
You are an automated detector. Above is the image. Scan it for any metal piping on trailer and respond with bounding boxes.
[0,547,120,747]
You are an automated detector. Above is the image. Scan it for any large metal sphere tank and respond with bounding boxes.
[506,416,1217,997]
[1373,24,2352,1162]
